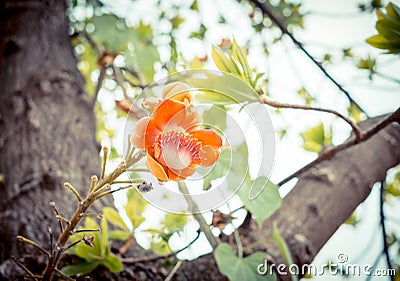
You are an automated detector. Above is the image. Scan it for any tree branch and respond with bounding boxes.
[260,95,363,139]
[379,182,394,278]
[278,108,400,186]
[250,0,368,116]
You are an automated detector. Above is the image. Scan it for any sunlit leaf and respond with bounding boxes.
[297,87,314,105]
[74,218,103,259]
[202,105,227,132]
[232,39,253,85]
[301,123,332,153]
[109,230,131,241]
[103,207,129,231]
[174,69,259,105]
[214,243,276,281]
[103,254,124,273]
[366,3,400,53]
[61,260,101,276]
[161,213,188,233]
[91,14,132,51]
[212,46,240,75]
[150,239,171,255]
[344,211,360,226]
[237,177,282,228]
[271,222,298,281]
[125,188,147,229]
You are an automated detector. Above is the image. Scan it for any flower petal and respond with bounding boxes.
[131,117,151,149]
[167,166,197,181]
[146,152,169,181]
[151,99,187,131]
[190,130,222,148]
[199,145,220,166]
[162,82,194,104]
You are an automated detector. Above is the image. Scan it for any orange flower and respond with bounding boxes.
[131,99,222,181]
[161,82,194,105]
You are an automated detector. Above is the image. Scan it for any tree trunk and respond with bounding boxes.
[0,0,112,279]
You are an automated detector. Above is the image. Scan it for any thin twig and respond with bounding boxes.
[165,260,183,281]
[79,32,102,56]
[233,228,243,258]
[71,228,100,234]
[278,107,400,186]
[260,95,363,140]
[229,206,245,215]
[11,256,39,280]
[63,182,82,203]
[49,201,64,234]
[54,268,76,281]
[112,65,130,100]
[379,182,394,279]
[122,231,201,264]
[92,66,106,107]
[100,147,109,180]
[48,227,53,255]
[375,71,400,84]
[178,182,220,249]
[250,0,368,116]
[16,236,50,258]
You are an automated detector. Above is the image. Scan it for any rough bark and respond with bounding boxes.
[0,0,112,279]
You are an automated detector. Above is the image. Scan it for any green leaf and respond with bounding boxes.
[103,254,124,273]
[271,222,298,281]
[109,230,132,241]
[366,35,400,51]
[202,105,227,132]
[176,69,259,105]
[237,177,282,228]
[214,243,276,281]
[232,39,253,86]
[301,123,332,153]
[161,213,188,233]
[387,3,400,19]
[100,216,109,257]
[74,218,103,259]
[125,188,147,229]
[297,87,314,105]
[347,102,365,123]
[66,217,123,276]
[253,72,265,87]
[103,207,129,231]
[366,3,400,53]
[385,170,400,197]
[212,46,240,75]
[344,211,360,226]
[91,14,132,51]
[150,239,171,255]
[61,260,101,277]
[125,22,159,83]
